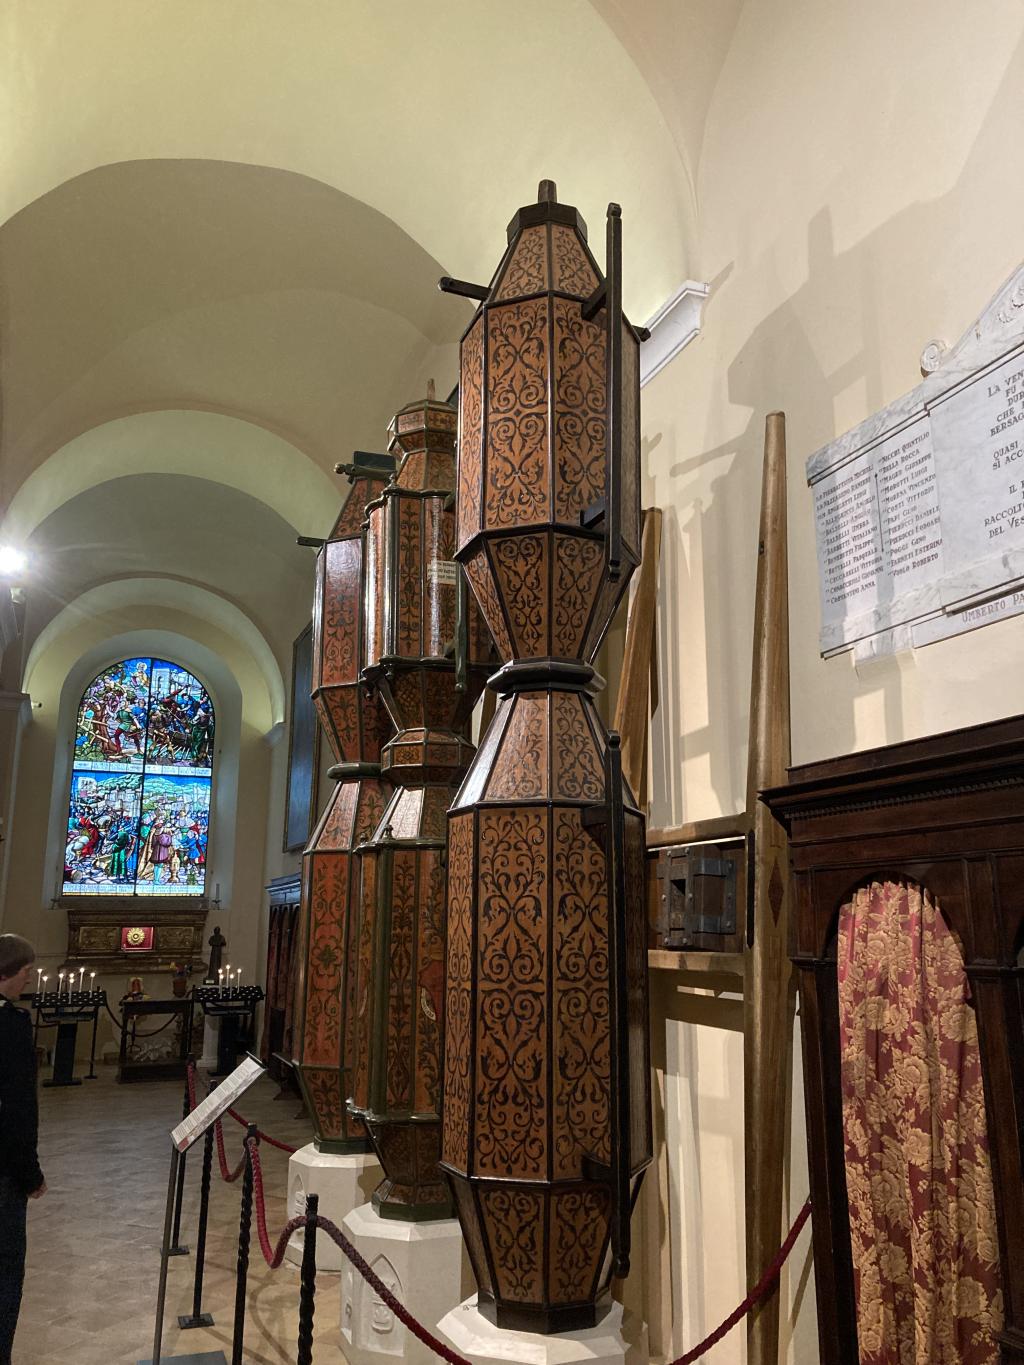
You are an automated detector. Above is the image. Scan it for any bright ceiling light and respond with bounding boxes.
[0,546,28,577]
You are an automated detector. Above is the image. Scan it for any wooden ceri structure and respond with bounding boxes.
[349,391,493,1219]
[643,412,794,1365]
[289,452,394,1150]
[439,181,653,1332]
[763,717,1024,1365]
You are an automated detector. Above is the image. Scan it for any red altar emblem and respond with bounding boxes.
[121,925,154,952]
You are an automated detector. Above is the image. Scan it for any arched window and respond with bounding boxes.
[62,656,215,897]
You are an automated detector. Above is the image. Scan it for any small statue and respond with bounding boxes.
[206,925,226,983]
[120,975,146,1003]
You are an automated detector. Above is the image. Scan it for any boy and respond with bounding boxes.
[0,935,46,1365]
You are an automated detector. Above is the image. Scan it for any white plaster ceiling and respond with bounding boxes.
[0,0,738,693]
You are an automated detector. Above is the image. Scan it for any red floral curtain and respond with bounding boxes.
[838,879,1003,1364]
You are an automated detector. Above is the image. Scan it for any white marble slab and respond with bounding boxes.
[807,262,1024,657]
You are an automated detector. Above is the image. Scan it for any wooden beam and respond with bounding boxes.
[613,507,662,806]
[743,412,796,1365]
[646,811,750,849]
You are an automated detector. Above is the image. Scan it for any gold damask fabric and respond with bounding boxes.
[837,880,1003,1365]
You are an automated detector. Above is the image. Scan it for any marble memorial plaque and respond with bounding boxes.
[808,263,1024,656]
[928,339,1024,608]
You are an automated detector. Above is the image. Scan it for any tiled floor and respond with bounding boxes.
[14,1064,344,1365]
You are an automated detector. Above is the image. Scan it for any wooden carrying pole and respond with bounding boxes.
[743,411,795,1365]
[613,507,663,803]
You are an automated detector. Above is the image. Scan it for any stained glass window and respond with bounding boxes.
[63,657,214,897]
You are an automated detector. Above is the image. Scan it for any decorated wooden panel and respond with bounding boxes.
[474,806,549,1180]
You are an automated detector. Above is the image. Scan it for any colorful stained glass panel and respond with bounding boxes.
[63,656,214,897]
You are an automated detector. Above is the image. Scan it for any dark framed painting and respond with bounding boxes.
[284,622,320,853]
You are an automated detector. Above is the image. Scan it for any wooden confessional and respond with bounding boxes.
[762,716,1024,1365]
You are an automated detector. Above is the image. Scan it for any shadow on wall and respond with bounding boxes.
[652,29,1024,816]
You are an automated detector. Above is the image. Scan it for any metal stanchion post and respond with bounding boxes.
[296,1193,319,1365]
[85,996,100,1080]
[178,1126,215,1329]
[230,1124,258,1365]
[168,1058,194,1256]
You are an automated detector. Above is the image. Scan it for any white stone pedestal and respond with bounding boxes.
[437,1297,648,1365]
[285,1144,382,1272]
[339,1202,468,1365]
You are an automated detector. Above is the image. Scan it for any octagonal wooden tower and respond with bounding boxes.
[349,391,494,1219]
[440,182,653,1332]
[291,453,394,1151]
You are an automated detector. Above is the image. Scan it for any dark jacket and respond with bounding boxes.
[0,997,44,1193]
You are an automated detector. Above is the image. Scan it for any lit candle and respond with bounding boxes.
[90,971,96,997]
[78,967,85,992]
[35,968,42,994]
[237,967,242,989]
[224,965,230,998]
[58,971,65,997]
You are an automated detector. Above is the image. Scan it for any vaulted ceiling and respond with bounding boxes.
[0,0,742,705]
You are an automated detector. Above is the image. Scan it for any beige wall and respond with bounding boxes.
[2,4,1021,1358]
[639,4,1024,1359]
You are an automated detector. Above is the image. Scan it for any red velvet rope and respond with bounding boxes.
[242,1117,812,1365]
[215,1117,247,1183]
[226,1103,298,1154]
[668,1198,813,1365]
[190,1064,811,1364]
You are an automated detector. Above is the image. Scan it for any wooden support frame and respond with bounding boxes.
[636,413,794,1365]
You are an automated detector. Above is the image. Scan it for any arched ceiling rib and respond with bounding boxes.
[23,578,284,730]
[2,411,341,546]
[0,161,469,497]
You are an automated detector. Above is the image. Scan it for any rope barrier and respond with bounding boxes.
[181,1064,812,1364]
[226,1104,298,1154]
[238,1117,811,1365]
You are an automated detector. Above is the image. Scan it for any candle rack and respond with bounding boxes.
[32,990,106,1086]
[194,985,265,1077]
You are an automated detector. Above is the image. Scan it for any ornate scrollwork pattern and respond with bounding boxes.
[480,1188,545,1301]
[397,496,423,657]
[457,319,484,552]
[485,694,548,801]
[443,815,474,1171]
[350,852,378,1110]
[463,548,513,661]
[551,1187,610,1301]
[552,808,611,1176]
[475,808,548,1178]
[413,849,445,1116]
[551,224,598,298]
[495,226,548,301]
[553,299,606,524]
[492,534,547,657]
[385,850,416,1109]
[551,533,604,660]
[302,850,348,1066]
[485,301,550,528]
[552,692,604,801]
